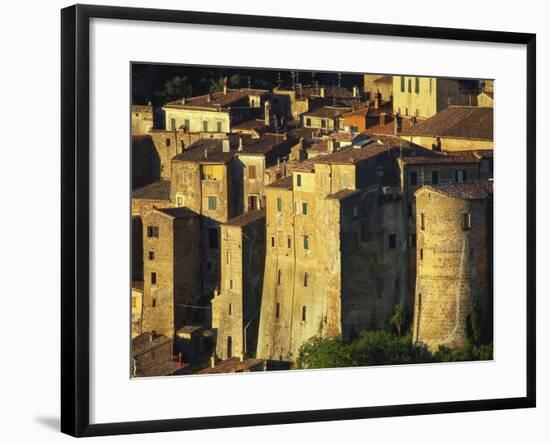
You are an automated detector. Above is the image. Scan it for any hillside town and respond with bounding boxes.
[131,71,494,376]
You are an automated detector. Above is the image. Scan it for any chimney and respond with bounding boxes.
[432,137,442,152]
[207,93,212,103]
[223,76,228,95]
[210,354,216,368]
[238,137,243,151]
[394,113,402,135]
[264,100,271,126]
[222,138,231,153]
[178,352,183,368]
[204,149,208,158]
[319,87,326,98]
[181,97,186,105]
[380,112,387,126]
[353,86,359,97]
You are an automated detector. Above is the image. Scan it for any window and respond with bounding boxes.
[276,303,280,319]
[353,205,358,219]
[148,251,155,260]
[303,235,310,250]
[207,196,217,210]
[229,279,233,290]
[420,249,424,260]
[431,170,439,184]
[184,119,190,131]
[176,194,184,207]
[170,118,176,130]
[277,270,282,285]
[302,202,308,215]
[271,236,276,248]
[216,121,222,132]
[411,233,417,248]
[147,226,159,238]
[227,336,232,358]
[208,228,219,249]
[202,120,208,132]
[321,119,327,128]
[429,78,433,93]
[304,272,309,287]
[151,272,157,285]
[400,76,405,92]
[455,169,467,183]
[389,233,397,249]
[306,118,311,126]
[302,306,307,322]
[226,252,231,265]
[415,77,420,93]
[296,174,302,187]
[277,197,283,212]
[463,213,472,231]
[166,138,171,147]
[420,213,425,231]
[287,237,292,249]
[152,298,157,308]
[410,171,418,186]
[248,165,257,180]
[334,141,341,150]
[408,78,412,93]
[228,303,233,315]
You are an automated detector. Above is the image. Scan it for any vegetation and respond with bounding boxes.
[296,303,493,369]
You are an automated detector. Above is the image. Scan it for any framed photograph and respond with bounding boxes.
[61,4,536,437]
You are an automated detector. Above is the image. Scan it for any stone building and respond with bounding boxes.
[163,88,271,133]
[392,77,481,119]
[363,75,393,101]
[132,332,190,377]
[211,208,266,360]
[399,106,493,152]
[413,181,493,351]
[131,104,154,135]
[140,207,201,337]
[301,105,352,132]
[256,136,429,362]
[132,135,160,188]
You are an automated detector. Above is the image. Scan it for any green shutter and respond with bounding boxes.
[302,202,308,215]
[408,78,412,93]
[415,77,420,93]
[277,197,282,212]
[304,235,309,250]
[297,174,302,187]
[208,196,217,210]
[400,76,405,92]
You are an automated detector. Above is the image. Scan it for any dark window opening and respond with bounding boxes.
[302,306,307,322]
[276,303,280,319]
[420,213,425,231]
[147,226,159,238]
[304,272,309,287]
[148,251,155,260]
[463,213,472,231]
[389,233,397,249]
[166,138,171,147]
[151,272,157,285]
[431,170,439,184]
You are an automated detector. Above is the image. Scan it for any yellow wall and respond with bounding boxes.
[401,134,493,152]
[164,107,230,133]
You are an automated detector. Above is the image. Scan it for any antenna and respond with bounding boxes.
[337,72,342,88]
[291,71,296,90]
[277,72,282,88]
[247,76,251,89]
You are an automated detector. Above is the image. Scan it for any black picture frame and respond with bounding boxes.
[61,4,536,437]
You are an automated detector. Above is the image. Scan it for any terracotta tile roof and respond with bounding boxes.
[132,180,171,201]
[164,89,268,110]
[132,332,172,357]
[303,105,353,119]
[237,134,294,156]
[327,189,360,200]
[195,358,265,374]
[155,207,198,218]
[172,137,238,164]
[225,208,266,227]
[420,180,493,200]
[364,116,417,135]
[266,175,293,190]
[373,75,393,84]
[399,151,482,165]
[401,106,493,140]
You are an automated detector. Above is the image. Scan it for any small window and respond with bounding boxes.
[276,302,280,319]
[429,78,433,93]
[411,233,417,248]
[304,272,309,287]
[303,235,310,250]
[353,206,359,219]
[408,78,412,93]
[207,196,217,211]
[147,226,159,238]
[209,228,219,249]
[287,237,292,249]
[184,119,190,130]
[152,298,157,307]
[420,249,424,260]
[228,303,233,315]
[277,270,282,285]
[148,251,155,260]
[248,165,257,180]
[203,120,208,132]
[170,118,176,131]
[277,197,283,212]
[229,280,233,290]
[271,236,276,248]
[400,76,405,92]
[151,272,157,285]
[321,119,327,128]
[302,202,308,215]
[389,233,397,249]
[463,213,472,231]
[301,306,307,322]
[415,77,420,93]
[296,174,302,187]
[306,118,312,126]
[226,252,231,265]
[227,336,232,358]
[166,138,171,147]
[431,170,439,184]
[455,169,466,183]
[420,213,425,231]
[216,121,222,132]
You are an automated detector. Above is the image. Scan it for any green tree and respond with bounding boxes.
[155,76,193,102]
[389,304,404,336]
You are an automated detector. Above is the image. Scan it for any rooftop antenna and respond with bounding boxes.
[290,71,296,91]
[277,72,282,88]
[247,76,252,89]
[296,71,300,85]
[337,72,342,88]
